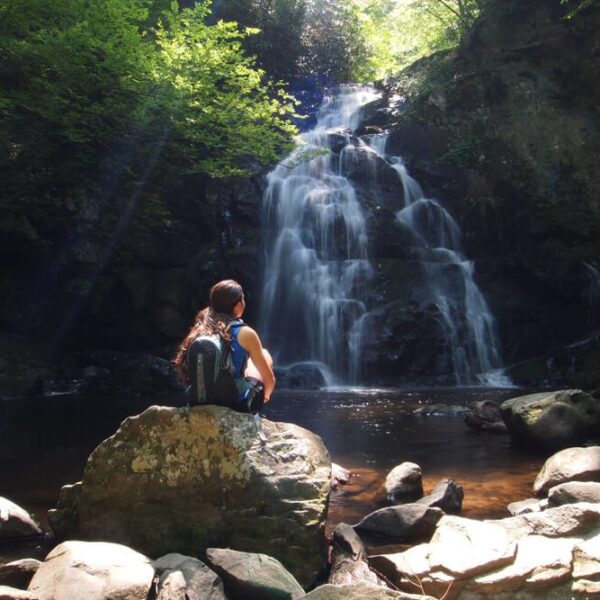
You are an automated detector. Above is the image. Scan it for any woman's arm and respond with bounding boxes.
[238,326,276,402]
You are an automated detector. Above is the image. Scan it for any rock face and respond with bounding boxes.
[27,541,154,600]
[50,405,331,586]
[0,498,42,540]
[500,390,600,449]
[534,446,600,496]
[205,548,304,600]
[152,553,226,600]
[303,583,434,599]
[384,462,423,502]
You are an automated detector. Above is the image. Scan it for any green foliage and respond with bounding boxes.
[0,0,298,213]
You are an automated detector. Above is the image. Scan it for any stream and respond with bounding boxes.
[0,386,544,562]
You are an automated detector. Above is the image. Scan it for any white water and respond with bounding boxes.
[260,86,510,386]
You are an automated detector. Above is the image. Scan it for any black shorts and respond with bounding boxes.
[237,377,265,414]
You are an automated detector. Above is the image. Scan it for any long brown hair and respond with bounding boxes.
[173,279,244,383]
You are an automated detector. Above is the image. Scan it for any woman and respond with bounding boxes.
[173,279,275,412]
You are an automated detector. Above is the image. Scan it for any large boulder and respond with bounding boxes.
[152,553,226,600]
[27,541,153,600]
[49,405,331,586]
[205,548,304,600]
[0,498,42,540]
[534,446,600,496]
[464,400,508,433]
[500,390,600,449]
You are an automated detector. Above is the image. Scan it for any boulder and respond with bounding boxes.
[0,587,39,600]
[507,498,547,516]
[152,553,226,600]
[328,523,385,587]
[384,462,423,502]
[47,483,81,538]
[416,479,464,514]
[27,541,153,600]
[534,446,600,496]
[303,583,434,599]
[548,481,600,507]
[205,548,304,600]
[413,404,467,417]
[428,516,517,578]
[354,504,443,542]
[500,390,600,449]
[0,498,42,540]
[464,400,508,433]
[284,363,327,389]
[0,560,41,590]
[50,405,331,586]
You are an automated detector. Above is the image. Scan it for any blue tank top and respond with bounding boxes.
[229,319,248,380]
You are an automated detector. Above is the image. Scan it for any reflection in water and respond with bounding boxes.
[262,387,544,534]
[1,388,544,561]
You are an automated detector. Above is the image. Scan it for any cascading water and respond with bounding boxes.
[260,85,510,386]
[364,137,510,386]
[260,87,379,383]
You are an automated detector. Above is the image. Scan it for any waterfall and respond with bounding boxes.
[260,85,509,386]
[260,86,379,383]
[365,139,509,386]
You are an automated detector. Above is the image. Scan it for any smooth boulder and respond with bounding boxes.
[153,553,226,600]
[205,548,304,600]
[534,446,600,496]
[354,504,443,541]
[0,499,42,540]
[49,405,331,586]
[464,400,508,433]
[27,541,153,600]
[384,462,423,502]
[500,390,600,449]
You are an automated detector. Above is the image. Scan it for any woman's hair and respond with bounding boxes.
[172,279,244,382]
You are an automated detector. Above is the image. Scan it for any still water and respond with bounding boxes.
[0,387,544,561]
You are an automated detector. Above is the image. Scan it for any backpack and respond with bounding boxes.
[185,333,239,405]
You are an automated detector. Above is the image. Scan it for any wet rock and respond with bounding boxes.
[384,462,423,502]
[507,498,547,516]
[500,390,600,450]
[534,446,600,496]
[0,498,42,541]
[416,479,464,514]
[328,523,385,587]
[27,541,153,600]
[428,516,517,578]
[284,363,327,389]
[331,463,350,489]
[153,553,226,600]
[303,583,433,599]
[51,405,331,586]
[354,504,443,542]
[413,404,467,417]
[548,481,600,507]
[0,587,39,600]
[464,400,508,433]
[0,560,41,590]
[205,548,304,600]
